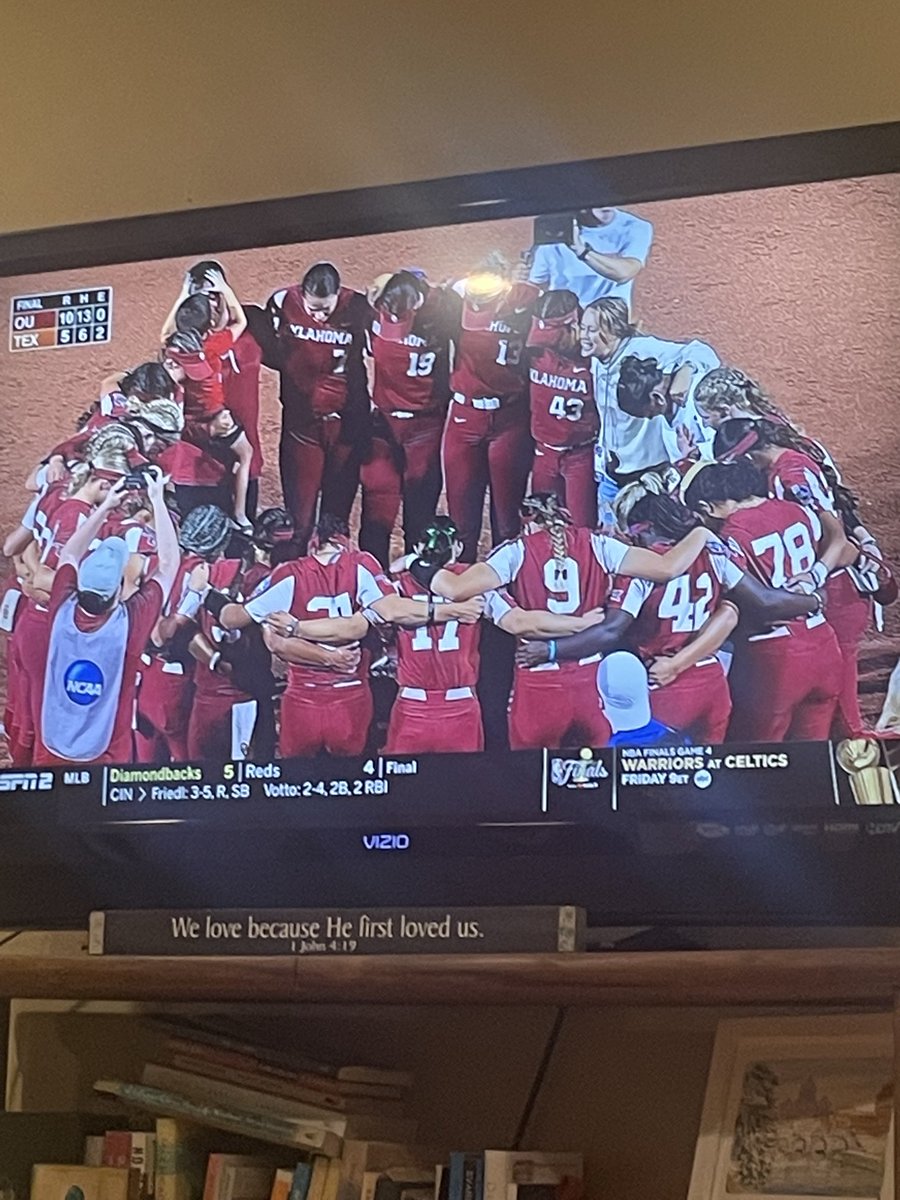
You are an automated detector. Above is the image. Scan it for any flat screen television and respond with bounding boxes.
[0,122,899,931]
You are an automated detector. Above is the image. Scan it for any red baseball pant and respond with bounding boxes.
[278,681,373,758]
[385,693,484,754]
[441,399,533,562]
[508,663,611,750]
[824,569,872,738]
[135,658,191,762]
[531,443,597,529]
[726,622,841,742]
[649,659,732,744]
[279,420,360,552]
[359,412,444,567]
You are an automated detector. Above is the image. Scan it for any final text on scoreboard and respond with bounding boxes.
[9,288,113,352]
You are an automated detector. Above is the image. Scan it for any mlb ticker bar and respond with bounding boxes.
[9,288,113,351]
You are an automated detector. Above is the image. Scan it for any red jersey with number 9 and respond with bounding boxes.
[393,564,481,691]
[451,282,538,403]
[528,346,598,448]
[608,546,742,660]
[722,499,821,587]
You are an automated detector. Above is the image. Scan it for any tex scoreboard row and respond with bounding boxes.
[9,288,113,352]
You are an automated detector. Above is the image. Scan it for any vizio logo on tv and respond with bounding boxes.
[362,833,411,850]
[64,660,104,705]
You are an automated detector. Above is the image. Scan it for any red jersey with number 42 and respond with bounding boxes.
[267,285,370,425]
[528,346,598,448]
[451,282,538,403]
[393,564,480,691]
[244,549,392,687]
[609,546,743,661]
[722,500,823,634]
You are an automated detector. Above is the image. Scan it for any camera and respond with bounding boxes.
[122,464,159,491]
[532,213,578,246]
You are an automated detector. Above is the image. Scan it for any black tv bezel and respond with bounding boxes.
[1,121,899,932]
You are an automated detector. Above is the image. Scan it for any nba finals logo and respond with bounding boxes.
[64,660,104,706]
[551,751,609,789]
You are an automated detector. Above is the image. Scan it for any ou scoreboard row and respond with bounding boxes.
[9,288,113,352]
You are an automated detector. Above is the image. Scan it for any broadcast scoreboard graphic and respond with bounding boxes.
[9,287,113,352]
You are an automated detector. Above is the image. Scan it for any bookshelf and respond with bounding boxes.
[0,947,899,1006]
[1,948,898,1200]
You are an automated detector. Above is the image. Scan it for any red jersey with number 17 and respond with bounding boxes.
[451,282,538,403]
[528,346,598,448]
[608,545,743,661]
[393,564,481,690]
[244,549,392,688]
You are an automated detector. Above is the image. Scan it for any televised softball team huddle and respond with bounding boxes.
[1,205,895,767]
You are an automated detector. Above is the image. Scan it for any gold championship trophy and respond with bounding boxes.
[835,737,898,805]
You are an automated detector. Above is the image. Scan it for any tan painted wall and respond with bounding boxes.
[0,1,898,231]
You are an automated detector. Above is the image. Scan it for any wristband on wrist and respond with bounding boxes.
[203,588,229,619]
[547,639,558,664]
[426,598,436,625]
[810,560,829,588]
[208,651,221,672]
[577,246,590,261]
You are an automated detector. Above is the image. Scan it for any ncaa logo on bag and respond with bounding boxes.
[63,660,104,706]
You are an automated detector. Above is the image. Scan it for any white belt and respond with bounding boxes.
[526,653,601,673]
[389,410,416,419]
[400,686,474,702]
[141,653,185,675]
[747,611,825,642]
[454,392,500,411]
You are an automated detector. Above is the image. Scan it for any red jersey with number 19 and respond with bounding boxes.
[370,288,453,416]
[528,347,598,448]
[393,564,481,691]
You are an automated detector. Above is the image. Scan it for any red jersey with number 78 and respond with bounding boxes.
[393,564,481,690]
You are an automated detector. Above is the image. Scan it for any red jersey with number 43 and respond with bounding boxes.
[244,549,392,688]
[609,545,743,661]
[722,498,824,633]
[393,564,481,691]
[451,282,538,403]
[370,289,454,416]
[267,285,370,425]
[528,346,598,448]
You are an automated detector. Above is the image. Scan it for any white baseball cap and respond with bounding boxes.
[597,651,652,733]
[77,536,130,602]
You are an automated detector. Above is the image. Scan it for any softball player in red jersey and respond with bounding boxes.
[441,274,538,560]
[187,557,259,761]
[714,417,880,738]
[359,273,455,566]
[242,525,393,758]
[526,290,598,529]
[265,263,372,550]
[683,459,842,742]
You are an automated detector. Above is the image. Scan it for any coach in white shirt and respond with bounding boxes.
[528,207,654,311]
[579,298,720,511]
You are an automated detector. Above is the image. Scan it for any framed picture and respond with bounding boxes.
[688,1014,894,1200]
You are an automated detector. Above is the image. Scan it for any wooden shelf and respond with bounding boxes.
[1,947,900,1006]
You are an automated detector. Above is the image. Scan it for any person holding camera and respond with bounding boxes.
[528,207,654,311]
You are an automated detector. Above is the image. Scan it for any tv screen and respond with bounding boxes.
[1,125,899,929]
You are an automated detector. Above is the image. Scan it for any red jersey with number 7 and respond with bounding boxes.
[528,346,598,448]
[393,564,481,690]
[451,282,539,403]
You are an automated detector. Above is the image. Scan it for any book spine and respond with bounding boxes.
[91,907,586,956]
[288,1163,313,1200]
[84,1134,106,1165]
[104,1131,133,1167]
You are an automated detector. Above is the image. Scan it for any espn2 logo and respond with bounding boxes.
[362,833,411,850]
[0,771,54,792]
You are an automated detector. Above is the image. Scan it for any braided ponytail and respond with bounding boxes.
[520,493,572,572]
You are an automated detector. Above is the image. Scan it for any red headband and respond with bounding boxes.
[717,428,760,463]
[526,308,579,348]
